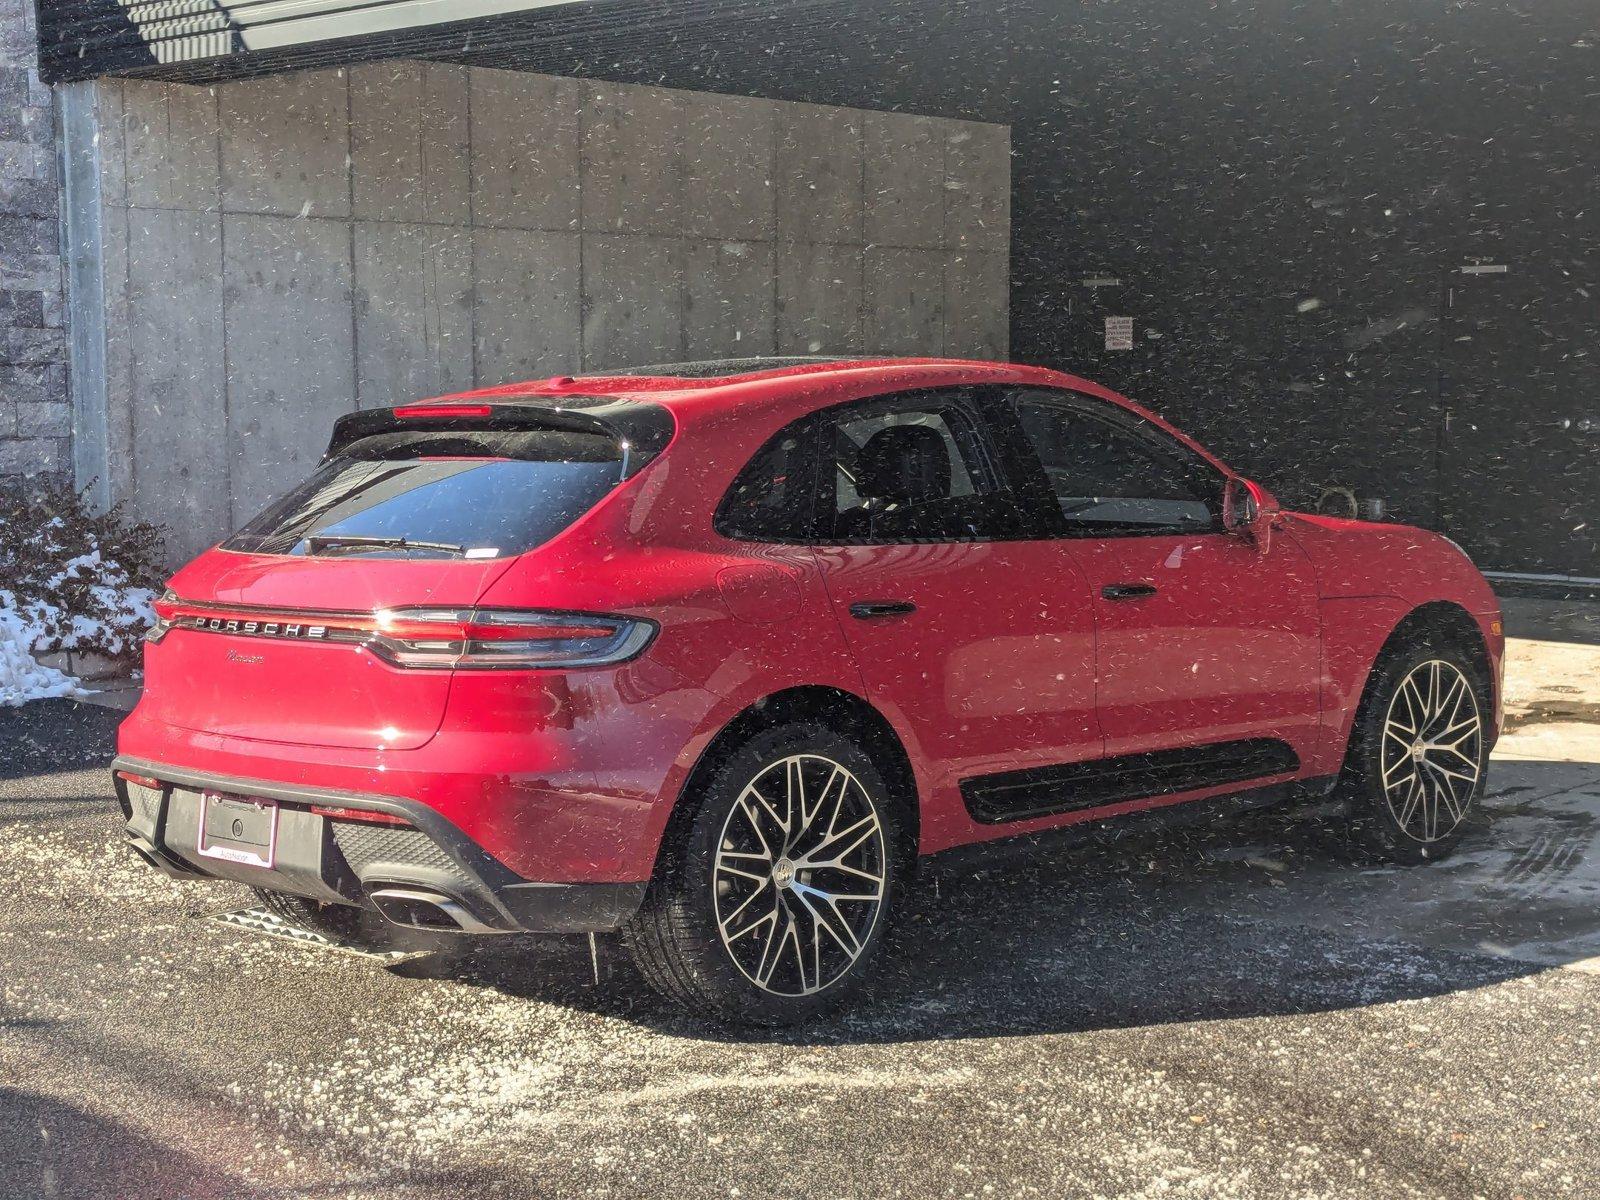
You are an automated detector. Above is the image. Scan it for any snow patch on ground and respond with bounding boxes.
[0,591,79,706]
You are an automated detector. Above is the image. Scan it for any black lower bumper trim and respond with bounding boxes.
[111,755,648,935]
[501,881,649,934]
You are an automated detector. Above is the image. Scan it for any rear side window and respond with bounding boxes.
[715,391,1038,545]
[714,424,822,542]
[225,428,624,559]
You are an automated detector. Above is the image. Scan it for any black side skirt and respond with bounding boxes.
[961,738,1302,825]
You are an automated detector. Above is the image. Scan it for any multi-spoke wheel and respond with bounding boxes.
[713,754,887,997]
[1343,641,1489,863]
[1379,659,1484,843]
[623,721,905,1023]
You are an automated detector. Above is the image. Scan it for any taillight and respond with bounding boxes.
[367,608,656,670]
[146,590,179,644]
[392,404,494,419]
[146,597,654,670]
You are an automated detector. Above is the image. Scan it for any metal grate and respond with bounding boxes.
[207,906,422,963]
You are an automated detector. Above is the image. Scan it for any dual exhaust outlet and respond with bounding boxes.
[365,885,500,934]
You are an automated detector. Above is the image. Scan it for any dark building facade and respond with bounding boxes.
[22,0,1600,579]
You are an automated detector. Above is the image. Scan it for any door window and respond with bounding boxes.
[826,394,1030,543]
[1008,392,1222,536]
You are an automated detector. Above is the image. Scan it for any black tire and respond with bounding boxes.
[250,887,367,942]
[622,720,909,1025]
[1339,637,1491,864]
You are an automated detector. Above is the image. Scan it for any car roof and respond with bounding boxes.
[430,357,1002,403]
[402,357,1233,475]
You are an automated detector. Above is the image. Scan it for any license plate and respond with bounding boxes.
[197,791,279,869]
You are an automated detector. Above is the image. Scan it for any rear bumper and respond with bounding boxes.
[113,756,646,934]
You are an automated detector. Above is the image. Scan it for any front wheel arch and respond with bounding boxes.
[1360,601,1495,730]
[1338,602,1494,860]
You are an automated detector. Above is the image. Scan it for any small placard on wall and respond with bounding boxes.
[1104,316,1134,350]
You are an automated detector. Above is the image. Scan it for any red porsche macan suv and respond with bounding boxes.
[115,358,1503,1023]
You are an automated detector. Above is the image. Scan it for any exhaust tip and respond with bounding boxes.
[123,832,208,880]
[368,887,472,932]
[124,837,160,869]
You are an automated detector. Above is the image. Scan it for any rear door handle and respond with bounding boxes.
[849,601,917,620]
[1101,583,1158,601]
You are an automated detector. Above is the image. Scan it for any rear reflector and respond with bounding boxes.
[116,770,162,790]
[310,804,412,827]
[391,404,494,419]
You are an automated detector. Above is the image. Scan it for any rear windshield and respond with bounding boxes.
[224,429,624,559]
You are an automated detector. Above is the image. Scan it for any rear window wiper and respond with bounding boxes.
[303,534,469,557]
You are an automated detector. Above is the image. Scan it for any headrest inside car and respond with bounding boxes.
[854,425,952,507]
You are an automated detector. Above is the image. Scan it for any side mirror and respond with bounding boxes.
[1224,477,1279,550]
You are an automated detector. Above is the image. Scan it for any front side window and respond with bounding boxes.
[1008,391,1221,536]
[225,428,626,559]
[826,393,1029,543]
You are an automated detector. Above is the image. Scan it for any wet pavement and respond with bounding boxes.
[3,596,1599,1198]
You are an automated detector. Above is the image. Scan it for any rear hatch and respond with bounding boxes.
[145,405,661,750]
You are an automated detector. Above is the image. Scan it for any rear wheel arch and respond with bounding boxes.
[662,686,921,869]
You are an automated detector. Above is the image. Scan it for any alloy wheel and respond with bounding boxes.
[1380,659,1484,843]
[712,754,888,997]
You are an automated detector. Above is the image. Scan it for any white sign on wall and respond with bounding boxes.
[1104,316,1134,351]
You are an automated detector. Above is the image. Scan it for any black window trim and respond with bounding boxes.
[995,386,1230,540]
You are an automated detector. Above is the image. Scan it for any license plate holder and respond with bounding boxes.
[196,791,279,869]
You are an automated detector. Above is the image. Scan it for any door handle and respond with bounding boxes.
[1102,583,1158,601]
[849,600,917,620]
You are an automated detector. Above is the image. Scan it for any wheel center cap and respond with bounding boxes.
[772,858,796,888]
[1412,740,1427,762]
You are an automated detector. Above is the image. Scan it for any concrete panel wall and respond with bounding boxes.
[86,63,1010,558]
[222,214,356,526]
[125,208,225,559]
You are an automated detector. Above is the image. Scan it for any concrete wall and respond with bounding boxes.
[74,63,1010,561]
[0,0,69,486]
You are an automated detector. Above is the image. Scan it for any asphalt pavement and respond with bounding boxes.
[3,598,1599,1199]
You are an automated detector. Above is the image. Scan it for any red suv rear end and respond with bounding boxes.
[118,392,679,936]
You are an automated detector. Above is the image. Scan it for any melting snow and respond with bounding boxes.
[0,591,79,707]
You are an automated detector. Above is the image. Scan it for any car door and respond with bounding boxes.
[1001,387,1323,780]
[802,387,1104,840]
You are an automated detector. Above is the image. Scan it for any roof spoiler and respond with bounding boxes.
[325,395,675,480]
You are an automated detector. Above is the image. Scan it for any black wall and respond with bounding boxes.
[1003,1,1597,553]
